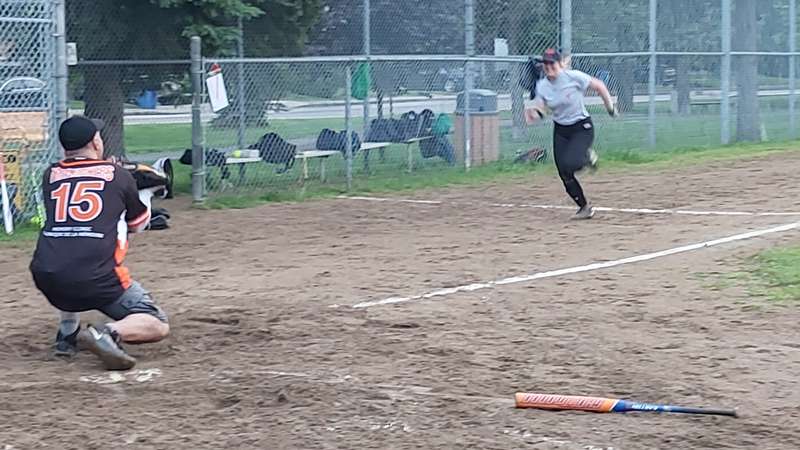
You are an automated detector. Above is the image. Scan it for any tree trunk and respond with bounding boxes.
[83,65,125,158]
[615,58,635,112]
[734,0,760,142]
[675,56,691,114]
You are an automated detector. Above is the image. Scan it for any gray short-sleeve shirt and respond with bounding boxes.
[535,69,593,126]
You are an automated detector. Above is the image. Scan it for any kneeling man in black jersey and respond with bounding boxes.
[30,116,169,370]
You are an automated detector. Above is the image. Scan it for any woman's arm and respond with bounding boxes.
[589,77,618,116]
[524,97,548,124]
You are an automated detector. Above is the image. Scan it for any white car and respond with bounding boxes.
[0,76,46,110]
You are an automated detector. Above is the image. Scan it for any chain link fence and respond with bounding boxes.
[180,0,800,202]
[8,0,791,210]
[0,0,57,229]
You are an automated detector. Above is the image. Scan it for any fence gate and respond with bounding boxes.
[0,0,58,229]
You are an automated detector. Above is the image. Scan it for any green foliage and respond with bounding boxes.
[243,0,322,57]
[475,0,559,55]
[66,0,322,155]
[66,0,265,58]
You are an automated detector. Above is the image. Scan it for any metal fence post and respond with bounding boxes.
[561,0,572,54]
[790,0,797,140]
[346,66,354,191]
[720,0,732,145]
[648,0,657,148]
[54,0,68,145]
[237,16,246,149]
[464,0,475,171]
[362,0,371,138]
[191,36,205,204]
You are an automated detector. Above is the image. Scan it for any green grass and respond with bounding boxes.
[122,94,796,158]
[0,222,41,247]
[173,149,548,209]
[747,247,800,303]
[125,117,364,156]
[6,107,800,242]
[600,139,798,168]
[182,137,800,210]
[693,247,800,303]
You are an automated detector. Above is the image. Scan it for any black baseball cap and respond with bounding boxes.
[541,48,561,63]
[59,115,105,151]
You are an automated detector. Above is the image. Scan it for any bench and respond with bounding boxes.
[362,136,436,173]
[220,137,433,185]
[294,150,340,182]
[222,149,345,185]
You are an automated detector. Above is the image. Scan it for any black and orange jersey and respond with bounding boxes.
[29,158,149,310]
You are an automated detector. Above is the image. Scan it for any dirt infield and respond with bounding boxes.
[3,152,800,449]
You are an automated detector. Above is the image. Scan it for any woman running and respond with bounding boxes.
[525,48,617,220]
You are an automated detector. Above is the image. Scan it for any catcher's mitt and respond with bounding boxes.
[514,147,547,164]
[121,159,172,199]
[520,56,544,100]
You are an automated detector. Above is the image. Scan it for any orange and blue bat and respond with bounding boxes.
[515,393,738,417]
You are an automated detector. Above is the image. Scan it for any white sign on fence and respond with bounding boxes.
[205,63,229,112]
[494,38,509,57]
[66,43,78,66]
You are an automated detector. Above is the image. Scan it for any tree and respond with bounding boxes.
[307,0,464,56]
[211,0,322,127]
[242,0,321,57]
[475,0,558,137]
[734,0,760,142]
[66,0,318,156]
[659,0,719,115]
[570,0,649,112]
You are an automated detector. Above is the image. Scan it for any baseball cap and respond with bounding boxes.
[58,115,105,151]
[541,48,561,63]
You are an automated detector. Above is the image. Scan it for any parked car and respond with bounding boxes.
[0,76,46,110]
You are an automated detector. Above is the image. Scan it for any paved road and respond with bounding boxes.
[80,88,795,126]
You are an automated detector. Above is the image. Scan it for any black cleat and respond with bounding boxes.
[78,325,136,371]
[51,328,80,358]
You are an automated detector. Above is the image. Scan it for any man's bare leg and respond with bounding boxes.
[80,282,170,370]
[107,313,169,344]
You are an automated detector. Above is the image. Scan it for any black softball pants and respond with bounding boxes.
[553,117,594,208]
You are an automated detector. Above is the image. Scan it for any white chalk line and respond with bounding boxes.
[337,195,800,217]
[352,221,800,308]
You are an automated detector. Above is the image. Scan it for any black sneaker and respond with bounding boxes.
[78,325,136,371]
[52,328,80,358]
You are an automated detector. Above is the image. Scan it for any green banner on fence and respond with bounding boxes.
[351,63,370,100]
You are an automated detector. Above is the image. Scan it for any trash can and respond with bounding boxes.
[136,90,158,109]
[453,89,500,167]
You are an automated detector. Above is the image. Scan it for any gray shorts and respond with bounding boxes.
[99,281,168,323]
